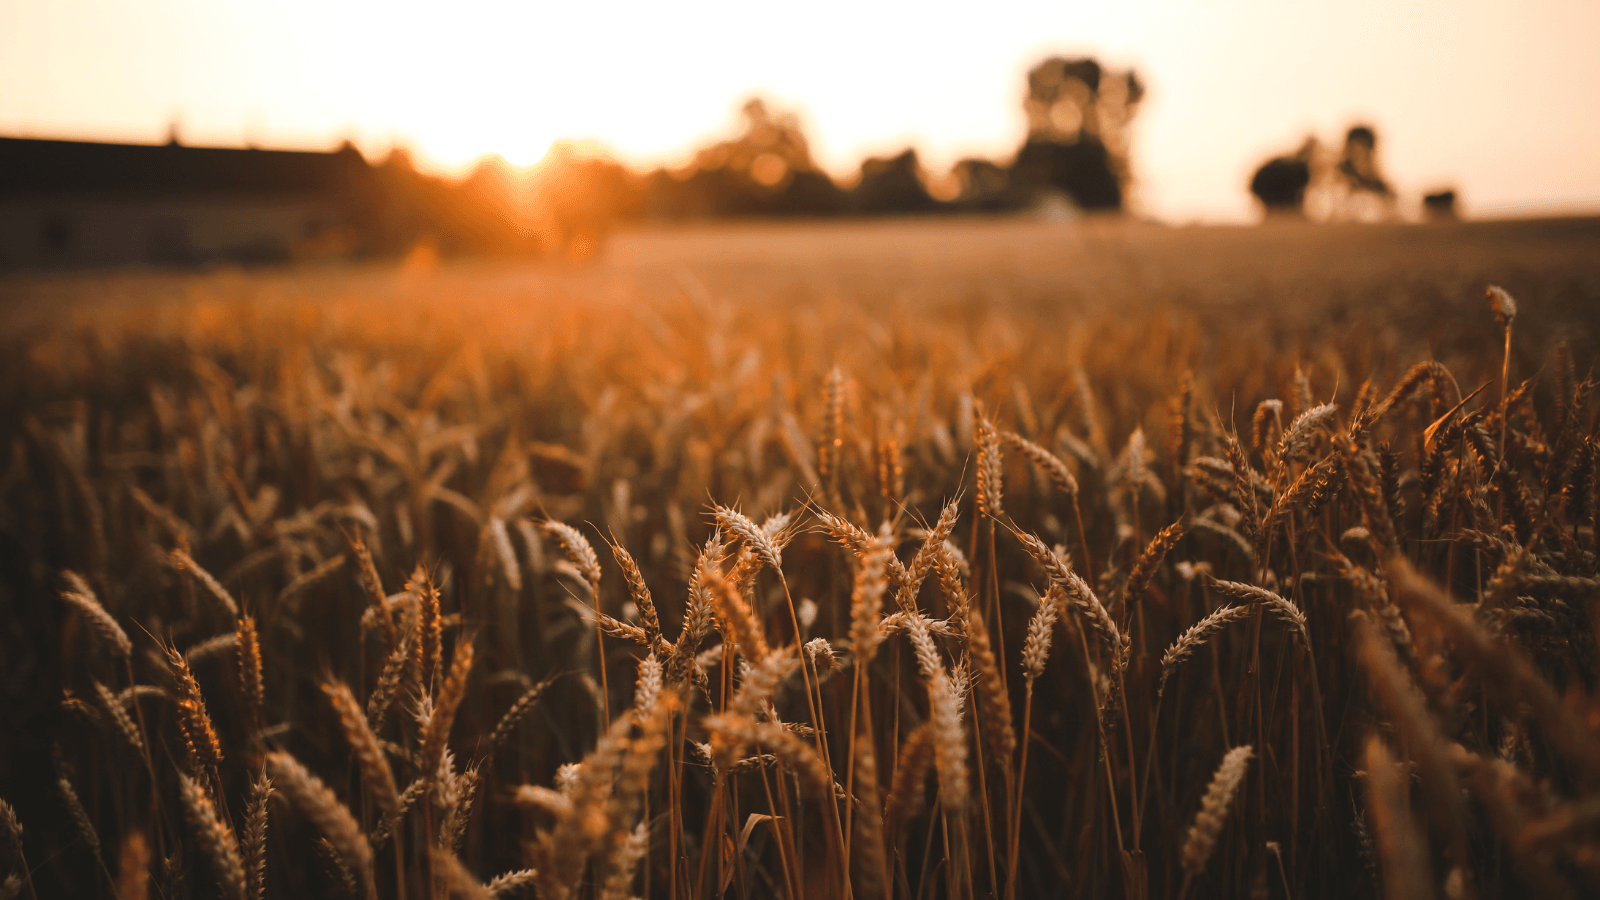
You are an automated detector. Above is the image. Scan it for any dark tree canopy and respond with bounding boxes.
[643,99,844,219]
[852,149,937,215]
[1248,125,1405,221]
[1337,124,1393,198]
[1012,136,1123,211]
[1011,56,1143,212]
[1250,138,1317,215]
[1423,189,1459,221]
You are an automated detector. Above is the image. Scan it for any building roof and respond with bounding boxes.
[0,136,372,199]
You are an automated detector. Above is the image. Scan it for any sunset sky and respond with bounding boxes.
[3,0,1597,222]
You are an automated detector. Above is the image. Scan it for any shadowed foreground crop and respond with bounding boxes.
[2,218,1599,899]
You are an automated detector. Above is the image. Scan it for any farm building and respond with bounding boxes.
[0,136,377,269]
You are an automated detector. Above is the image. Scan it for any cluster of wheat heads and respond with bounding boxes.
[3,281,1599,900]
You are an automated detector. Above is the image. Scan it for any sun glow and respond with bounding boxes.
[2,0,1598,219]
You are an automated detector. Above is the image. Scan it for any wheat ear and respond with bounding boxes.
[92,680,145,754]
[849,526,893,665]
[1277,402,1337,459]
[608,539,664,652]
[883,723,935,830]
[176,774,246,900]
[1123,519,1186,604]
[975,415,1005,520]
[1158,604,1255,696]
[236,614,262,728]
[487,675,558,752]
[165,644,224,772]
[1004,431,1079,498]
[264,752,375,900]
[419,636,477,786]
[167,549,240,619]
[1205,577,1309,646]
[712,505,784,572]
[323,680,400,822]
[60,571,131,658]
[486,868,538,897]
[543,520,602,596]
[1180,745,1253,876]
[1021,584,1064,684]
[242,771,271,900]
[1363,736,1435,900]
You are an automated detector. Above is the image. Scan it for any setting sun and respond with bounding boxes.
[4,0,1599,220]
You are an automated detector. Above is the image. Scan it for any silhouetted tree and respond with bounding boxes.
[1009,56,1143,212]
[1423,189,1459,221]
[365,148,537,257]
[524,142,641,259]
[1248,125,1403,222]
[1249,138,1317,216]
[1332,124,1397,220]
[643,98,843,218]
[1012,137,1123,211]
[949,158,1011,210]
[850,149,936,214]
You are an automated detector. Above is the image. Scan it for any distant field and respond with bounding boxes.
[8,215,1598,369]
[2,216,1598,900]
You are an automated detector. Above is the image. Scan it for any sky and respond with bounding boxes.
[2,0,1597,222]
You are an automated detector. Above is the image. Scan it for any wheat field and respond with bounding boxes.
[2,216,1599,900]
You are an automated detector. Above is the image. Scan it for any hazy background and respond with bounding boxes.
[3,0,1598,222]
